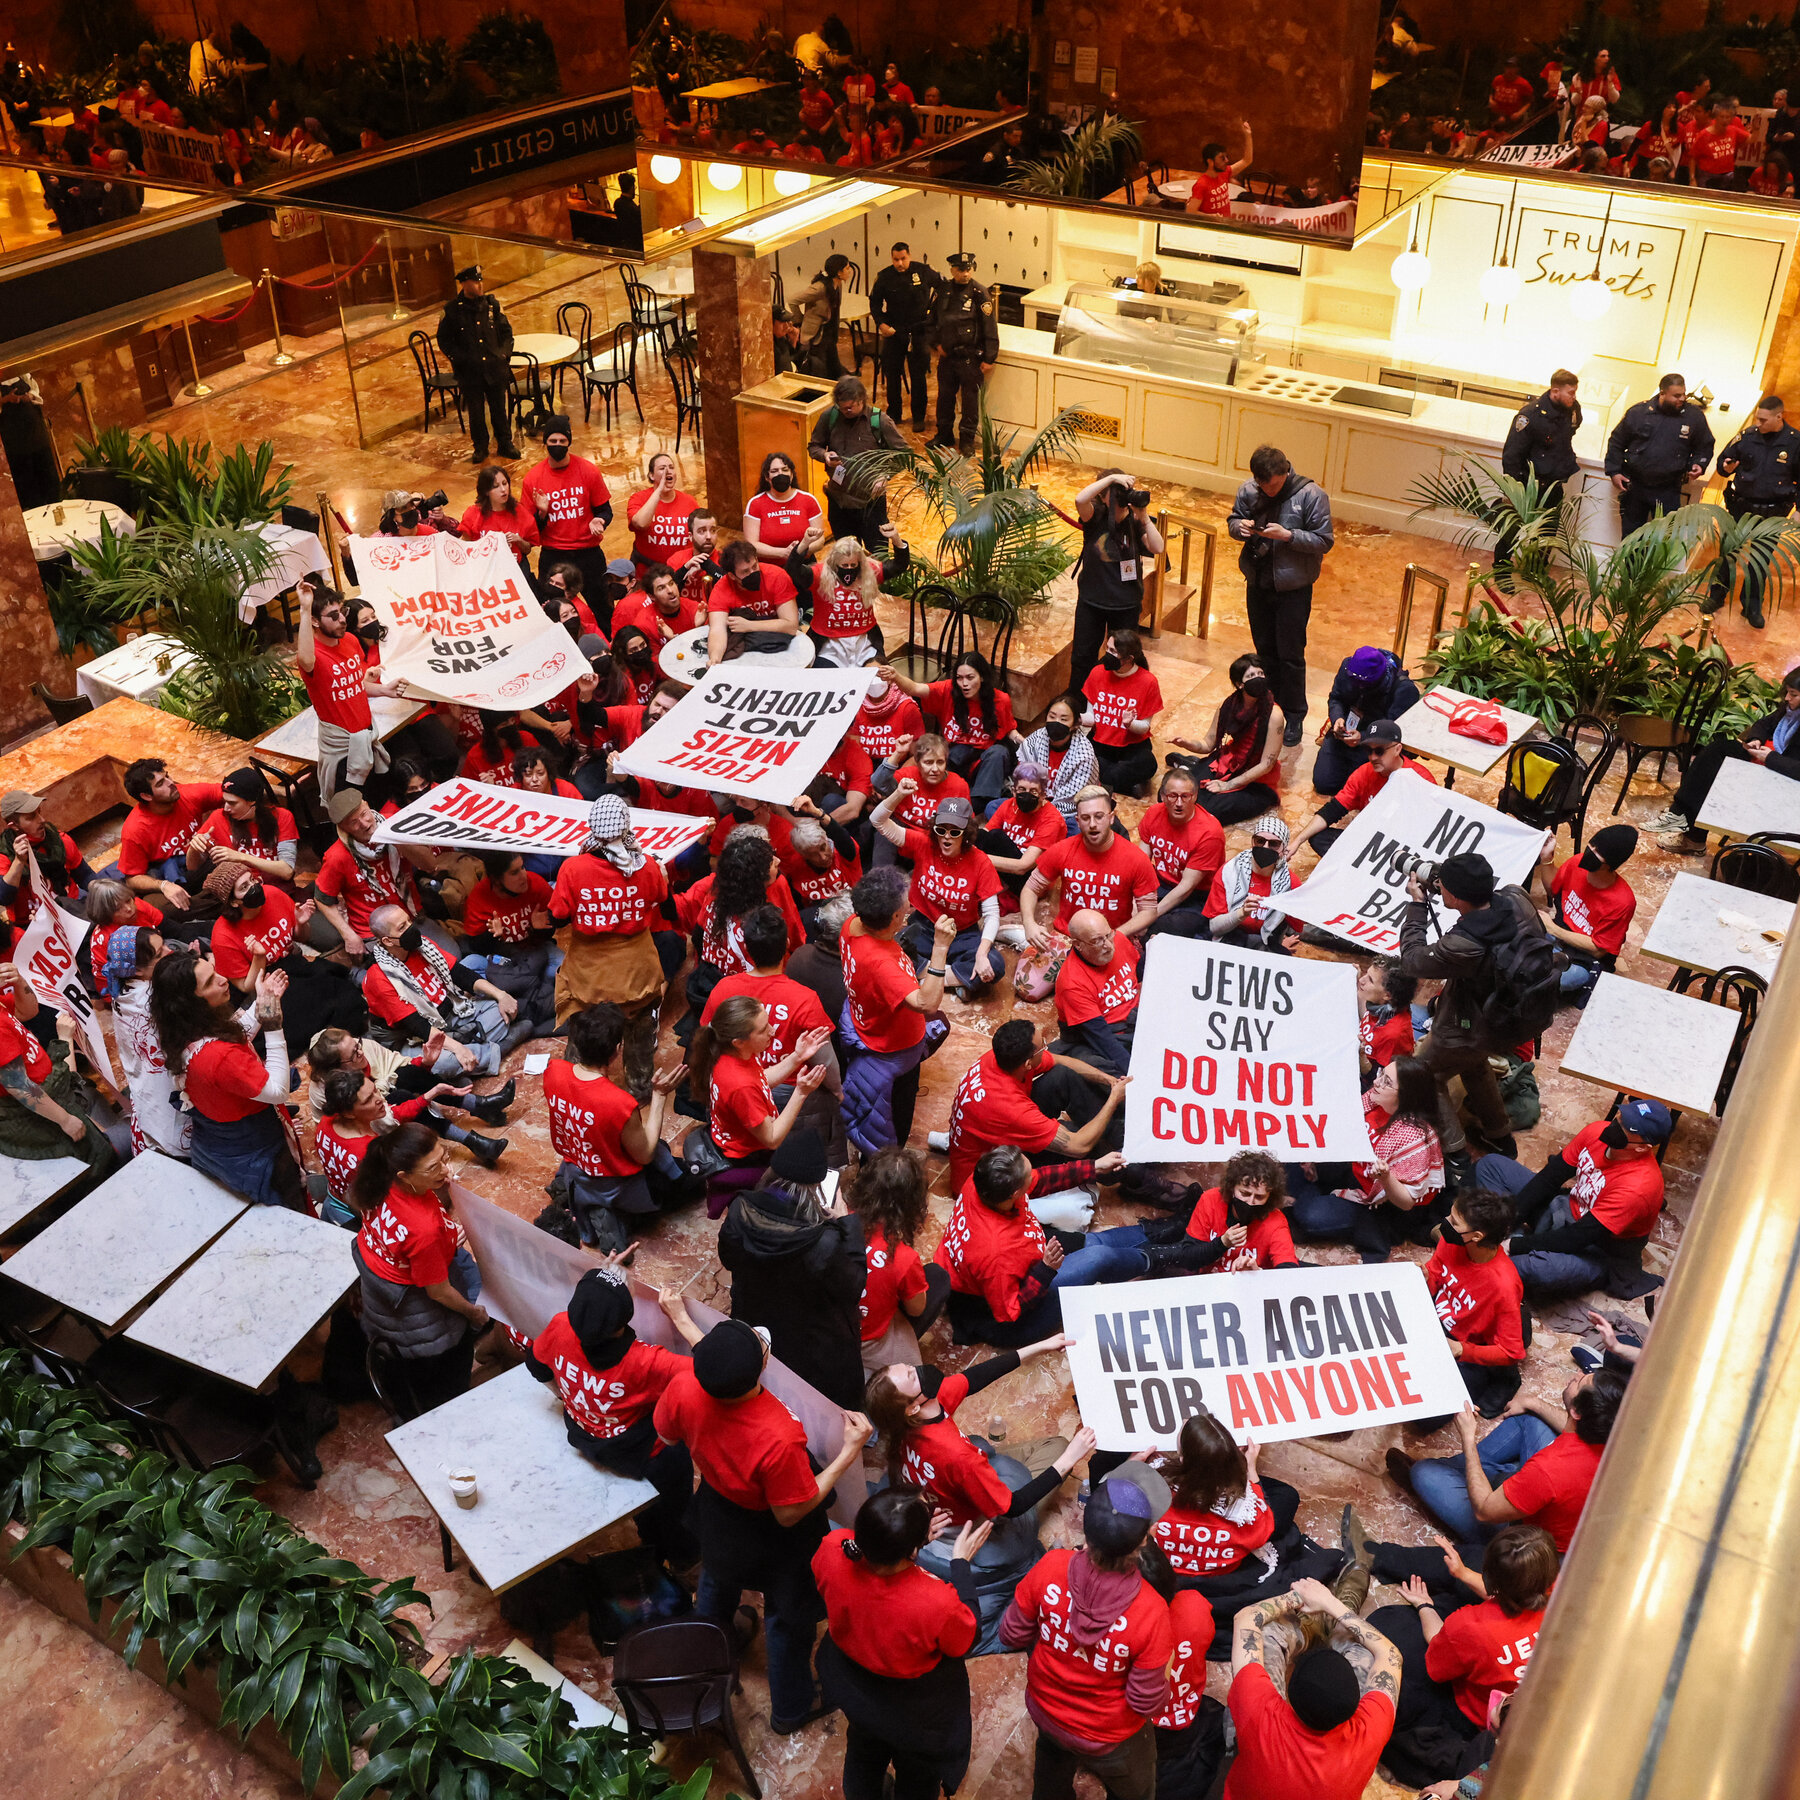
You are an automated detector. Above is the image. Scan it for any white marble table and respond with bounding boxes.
[385,1364,657,1592]
[24,499,135,559]
[1639,871,1792,978]
[239,520,332,619]
[123,1205,356,1391]
[513,333,583,368]
[255,694,426,761]
[1,1151,245,1327]
[1395,686,1541,784]
[657,623,815,684]
[0,1155,90,1239]
[840,291,870,322]
[1694,756,1800,842]
[501,1640,626,1731]
[1559,971,1744,1116]
[74,633,199,708]
[640,265,694,297]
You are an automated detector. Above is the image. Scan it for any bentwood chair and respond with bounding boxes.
[365,1339,459,1575]
[578,321,644,428]
[612,1619,762,1799]
[667,346,703,453]
[553,300,595,408]
[622,265,683,361]
[407,330,463,433]
[1610,656,1729,812]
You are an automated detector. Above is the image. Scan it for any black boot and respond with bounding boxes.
[481,1079,517,1111]
[461,1090,512,1127]
[462,1131,509,1168]
[1444,1148,1478,1194]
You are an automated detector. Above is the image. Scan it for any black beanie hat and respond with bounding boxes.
[1586,823,1639,868]
[545,413,573,440]
[1437,850,1496,905]
[694,1318,765,1398]
[771,1127,828,1188]
[1287,1642,1362,1732]
[568,1269,635,1368]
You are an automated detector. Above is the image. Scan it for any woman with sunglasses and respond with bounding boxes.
[868,783,1003,997]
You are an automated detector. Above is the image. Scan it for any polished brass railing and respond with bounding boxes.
[1486,929,1800,1800]
[1146,510,1218,641]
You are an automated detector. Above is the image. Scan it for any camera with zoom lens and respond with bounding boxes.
[1127,486,1152,508]
[417,490,449,513]
[1393,851,1439,893]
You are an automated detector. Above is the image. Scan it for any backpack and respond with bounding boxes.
[823,404,883,434]
[1480,909,1568,1045]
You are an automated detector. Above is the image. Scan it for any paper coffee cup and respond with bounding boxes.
[449,1469,478,1508]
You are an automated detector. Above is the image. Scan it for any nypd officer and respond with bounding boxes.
[928,252,999,456]
[1496,368,1583,583]
[1604,371,1715,537]
[1705,393,1800,627]
[437,264,518,465]
[869,240,939,431]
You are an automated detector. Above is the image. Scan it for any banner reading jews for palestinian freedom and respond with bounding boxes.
[1059,1262,1466,1449]
[1277,772,1545,957]
[16,854,115,1084]
[1124,935,1372,1164]
[614,664,875,805]
[371,776,712,863]
[349,532,591,710]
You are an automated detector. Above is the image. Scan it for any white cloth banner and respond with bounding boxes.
[372,776,712,863]
[349,532,590,709]
[1059,1263,1466,1449]
[448,1182,864,1524]
[1228,196,1357,235]
[1277,773,1545,957]
[15,856,115,1084]
[1125,935,1372,1164]
[614,664,875,805]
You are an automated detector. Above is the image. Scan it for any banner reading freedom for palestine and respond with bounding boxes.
[1277,771,1546,956]
[1059,1263,1466,1449]
[371,777,713,863]
[1124,935,1373,1164]
[349,532,591,711]
[614,663,876,805]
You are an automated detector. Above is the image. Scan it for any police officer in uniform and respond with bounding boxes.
[928,252,999,456]
[1704,392,1800,627]
[869,240,939,430]
[1604,371,1715,538]
[1495,367,1584,583]
[437,265,518,465]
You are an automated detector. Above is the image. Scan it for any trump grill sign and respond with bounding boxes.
[1124,936,1372,1164]
[1060,1263,1466,1449]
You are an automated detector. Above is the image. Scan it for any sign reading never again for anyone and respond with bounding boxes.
[1059,1264,1467,1449]
[1124,935,1374,1162]
[614,664,876,805]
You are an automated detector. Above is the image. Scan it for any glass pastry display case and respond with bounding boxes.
[1052,281,1261,386]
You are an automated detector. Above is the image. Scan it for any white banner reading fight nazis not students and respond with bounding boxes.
[349,532,592,710]
[371,777,712,863]
[1277,772,1545,957]
[1059,1263,1466,1449]
[614,663,875,805]
[1124,935,1372,1164]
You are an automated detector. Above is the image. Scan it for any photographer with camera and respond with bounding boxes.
[1396,851,1565,1189]
[437,265,518,465]
[1227,446,1334,746]
[1071,471,1166,693]
[378,489,453,537]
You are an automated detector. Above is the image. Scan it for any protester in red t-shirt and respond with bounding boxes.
[880,651,1022,805]
[1128,768,1224,943]
[1488,59,1535,123]
[118,759,225,909]
[1690,104,1751,185]
[980,763,1067,927]
[1081,628,1163,796]
[208,866,312,989]
[882,735,971,841]
[705,538,802,663]
[1421,1189,1527,1420]
[1541,823,1639,997]
[1287,719,1436,868]
[1138,1152,1300,1276]
[520,420,613,578]
[313,1064,475,1215]
[1138,1561,1218,1793]
[313,793,422,955]
[851,672,925,764]
[870,786,1003,994]
[850,1144,950,1348]
[693,990,831,1168]
[1355,959,1417,1070]
[781,804,864,908]
[611,563,699,647]
[1054,913,1143,1074]
[744,454,824,560]
[626,453,698,571]
[295,582,401,802]
[0,968,96,1159]
[1183,123,1252,218]
[1022,787,1158,942]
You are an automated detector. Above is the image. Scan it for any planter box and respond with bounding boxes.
[1,1520,342,1797]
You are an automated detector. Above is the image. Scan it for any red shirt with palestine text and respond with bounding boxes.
[543,1059,645,1178]
[813,1528,977,1677]
[841,927,925,1052]
[652,1369,818,1511]
[118,782,224,877]
[702,970,830,1067]
[1034,833,1157,930]
[301,631,373,732]
[1334,755,1437,814]
[533,1315,684,1442]
[1136,803,1224,889]
[1425,1239,1525,1365]
[1154,1483,1276,1576]
[1499,1432,1603,1551]
[1081,664,1163,747]
[1156,1591,1217,1730]
[1562,1120,1664,1235]
[901,1371,1012,1527]
[936,1177,1048,1321]
[745,486,822,550]
[1548,858,1636,959]
[710,1051,776,1159]
[901,826,1000,929]
[1055,932,1141,1028]
[627,487,697,569]
[550,853,667,935]
[860,1222,928,1340]
[948,1048,1058,1190]
[1224,1663,1393,1800]
[521,455,612,551]
[1185,1187,1296,1271]
[1425,1595,1545,1726]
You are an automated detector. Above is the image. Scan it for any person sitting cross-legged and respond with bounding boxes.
[363,903,535,1076]
[867,785,1003,998]
[1053,909,1142,1075]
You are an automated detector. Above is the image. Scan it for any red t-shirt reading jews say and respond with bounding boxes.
[1011,1548,1174,1749]
[1055,932,1141,1029]
[118,782,224,877]
[521,454,612,551]
[860,1221,928,1342]
[533,1314,685,1443]
[1549,857,1637,959]
[813,1527,976,1678]
[1136,802,1224,890]
[935,1178,1048,1322]
[1500,1431,1603,1552]
[1153,1480,1277,1576]
[1224,1662,1393,1800]
[901,826,1000,930]
[702,970,830,1068]
[1562,1119,1664,1236]
[1425,1594,1545,1726]
[902,1370,1012,1527]
[357,1185,456,1288]
[301,630,373,732]
[1185,1187,1296,1271]
[543,1058,645,1178]
[550,853,668,935]
[1081,664,1163,748]
[653,1368,817,1512]
[1157,1590,1216,1731]
[948,1048,1058,1190]
[209,890,299,981]
[627,487,697,569]
[710,1050,776,1160]
[1035,834,1157,931]
[841,928,925,1053]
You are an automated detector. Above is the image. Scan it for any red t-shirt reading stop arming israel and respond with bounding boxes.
[1154,1481,1277,1576]
[302,631,373,732]
[901,826,1000,929]
[1081,664,1163,748]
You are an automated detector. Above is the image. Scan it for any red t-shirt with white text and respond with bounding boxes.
[1136,803,1224,889]
[1081,664,1163,748]
[948,1048,1059,1190]
[302,631,373,732]
[860,1222,928,1340]
[901,826,1000,929]
[1035,833,1157,930]
[544,1059,645,1177]
[628,487,698,569]
[1055,933,1141,1027]
[842,928,925,1052]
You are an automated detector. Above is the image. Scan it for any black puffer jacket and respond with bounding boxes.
[1396,884,1546,1056]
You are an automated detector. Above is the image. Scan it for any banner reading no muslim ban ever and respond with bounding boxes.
[371,777,713,863]
[1277,772,1546,958]
[1059,1264,1467,1449]
[614,664,877,806]
[1124,935,1373,1165]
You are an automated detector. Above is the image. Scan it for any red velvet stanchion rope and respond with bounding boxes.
[272,237,389,291]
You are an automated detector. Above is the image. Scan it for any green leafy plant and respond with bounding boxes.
[68,425,142,480]
[1006,114,1142,200]
[52,516,143,657]
[460,11,561,101]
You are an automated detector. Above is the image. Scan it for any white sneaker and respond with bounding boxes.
[1643,808,1689,833]
[996,919,1029,950]
[927,1130,951,1153]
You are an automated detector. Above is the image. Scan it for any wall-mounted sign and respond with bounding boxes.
[1074,45,1099,85]
[1506,207,1685,364]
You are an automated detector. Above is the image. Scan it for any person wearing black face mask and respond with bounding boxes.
[1312,646,1420,796]
[1168,653,1287,825]
[1538,823,1638,1006]
[706,538,803,663]
[1070,469,1166,693]
[745,452,826,564]
[522,415,614,595]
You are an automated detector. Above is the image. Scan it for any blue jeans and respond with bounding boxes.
[1053,1222,1152,1288]
[696,1568,817,1723]
[1474,1155,1612,1297]
[1408,1414,1557,1542]
[948,740,1013,804]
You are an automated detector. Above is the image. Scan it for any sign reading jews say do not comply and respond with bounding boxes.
[1277,771,1545,957]
[1059,1263,1467,1449]
[372,777,713,863]
[1124,935,1373,1164]
[614,664,876,806]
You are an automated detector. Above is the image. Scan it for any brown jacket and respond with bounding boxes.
[1396,883,1546,1056]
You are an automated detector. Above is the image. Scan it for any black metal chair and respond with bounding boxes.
[1610,655,1729,812]
[667,347,703,453]
[32,681,93,725]
[1497,714,1617,866]
[15,1309,102,1388]
[935,589,1019,684]
[1702,964,1766,1113]
[407,330,463,433]
[611,1619,762,1800]
[577,321,644,428]
[1711,837,1800,902]
[64,467,139,516]
[622,265,683,361]
[507,348,549,438]
[553,300,594,408]
[840,258,875,378]
[365,1338,459,1574]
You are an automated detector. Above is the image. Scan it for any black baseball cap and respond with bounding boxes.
[1364,720,1403,746]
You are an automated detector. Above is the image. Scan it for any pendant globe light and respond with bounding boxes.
[773,168,812,196]
[1480,182,1522,305]
[649,155,682,185]
[1389,207,1431,291]
[1568,190,1615,321]
[707,161,744,191]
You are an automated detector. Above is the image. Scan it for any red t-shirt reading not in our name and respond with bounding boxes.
[813,1527,977,1677]
[781,839,863,906]
[200,806,298,866]
[533,1314,685,1443]
[652,1368,818,1511]
[1136,802,1224,890]
[463,872,553,946]
[1499,1430,1604,1551]
[521,454,612,551]
[901,826,1000,930]
[1081,664,1163,747]
[1426,1239,1526,1365]
[1425,1595,1545,1726]
[627,487,698,569]
[314,840,417,938]
[1562,1119,1664,1236]
[1185,1187,1297,1271]
[1154,1483,1276,1577]
[543,1058,645,1178]
[1223,1663,1394,1800]
[710,1050,776,1159]
[860,1222,928,1341]
[842,928,925,1052]
[1035,833,1157,930]
[901,1371,1013,1528]
[947,1048,1058,1190]
[989,796,1068,857]
[118,782,225,877]
[302,631,373,732]
[1548,857,1637,959]
[1157,1590,1217,1730]
[1055,933,1141,1028]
